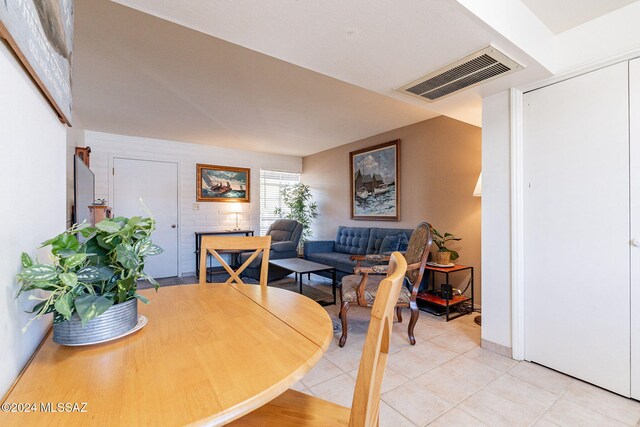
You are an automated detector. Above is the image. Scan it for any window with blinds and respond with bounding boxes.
[260,170,301,235]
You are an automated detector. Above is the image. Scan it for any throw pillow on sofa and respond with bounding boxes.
[398,233,409,251]
[378,235,400,254]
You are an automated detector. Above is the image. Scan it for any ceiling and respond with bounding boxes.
[74,0,553,156]
[73,0,438,157]
[521,0,638,34]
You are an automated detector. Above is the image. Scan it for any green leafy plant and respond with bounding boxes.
[432,228,462,261]
[17,216,163,331]
[274,183,318,251]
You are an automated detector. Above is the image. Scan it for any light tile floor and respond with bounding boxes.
[300,303,640,426]
[153,276,640,426]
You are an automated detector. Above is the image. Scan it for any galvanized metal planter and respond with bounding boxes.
[53,298,138,346]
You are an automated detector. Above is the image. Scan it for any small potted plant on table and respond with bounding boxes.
[17,216,162,345]
[432,228,461,266]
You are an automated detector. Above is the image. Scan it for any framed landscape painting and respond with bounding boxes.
[196,164,250,203]
[350,140,400,220]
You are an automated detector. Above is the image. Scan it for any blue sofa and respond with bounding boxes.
[304,226,414,280]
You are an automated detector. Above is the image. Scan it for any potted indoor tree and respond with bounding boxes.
[274,183,318,255]
[432,228,461,265]
[17,216,163,345]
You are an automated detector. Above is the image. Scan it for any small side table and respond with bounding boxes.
[416,264,474,321]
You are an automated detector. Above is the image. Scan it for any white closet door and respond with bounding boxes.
[631,58,640,400]
[523,62,630,396]
[113,158,179,279]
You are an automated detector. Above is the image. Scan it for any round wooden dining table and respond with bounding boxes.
[0,283,333,426]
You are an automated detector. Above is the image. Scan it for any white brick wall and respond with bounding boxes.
[86,131,302,276]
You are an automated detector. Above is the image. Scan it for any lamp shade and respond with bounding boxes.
[473,173,482,197]
[230,202,242,213]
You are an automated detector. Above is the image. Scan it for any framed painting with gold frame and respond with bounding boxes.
[196,164,250,203]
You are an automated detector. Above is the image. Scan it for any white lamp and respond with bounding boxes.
[473,172,482,197]
[230,203,242,231]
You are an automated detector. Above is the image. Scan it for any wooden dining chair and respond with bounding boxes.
[230,251,408,427]
[198,235,272,287]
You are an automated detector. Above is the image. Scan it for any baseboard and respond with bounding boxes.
[481,338,513,359]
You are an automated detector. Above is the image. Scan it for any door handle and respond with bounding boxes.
[633,239,640,247]
[171,224,177,229]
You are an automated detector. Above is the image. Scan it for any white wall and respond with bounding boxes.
[555,2,640,72]
[0,42,67,396]
[456,0,556,72]
[85,131,302,276]
[481,91,512,354]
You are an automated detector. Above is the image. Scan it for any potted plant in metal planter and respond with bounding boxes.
[17,216,162,345]
[432,228,461,265]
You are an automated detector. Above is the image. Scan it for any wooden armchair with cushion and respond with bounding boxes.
[230,251,408,427]
[338,222,432,347]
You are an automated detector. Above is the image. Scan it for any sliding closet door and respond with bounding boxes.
[523,62,630,396]
[631,58,640,400]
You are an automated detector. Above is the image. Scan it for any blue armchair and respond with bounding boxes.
[239,219,303,281]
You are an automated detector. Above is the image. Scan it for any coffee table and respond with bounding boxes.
[269,258,337,306]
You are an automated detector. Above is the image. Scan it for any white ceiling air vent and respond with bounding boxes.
[396,46,523,102]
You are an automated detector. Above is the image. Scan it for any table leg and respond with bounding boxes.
[445,272,450,322]
[471,267,474,315]
[195,234,200,276]
[332,268,337,305]
[205,252,209,284]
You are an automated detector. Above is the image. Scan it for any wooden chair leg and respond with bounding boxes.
[339,302,350,347]
[408,301,419,346]
[396,306,403,323]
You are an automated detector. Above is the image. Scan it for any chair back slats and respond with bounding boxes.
[349,252,408,427]
[404,222,433,289]
[198,236,271,287]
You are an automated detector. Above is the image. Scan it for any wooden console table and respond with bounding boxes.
[194,230,254,275]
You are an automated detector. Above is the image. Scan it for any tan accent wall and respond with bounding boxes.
[302,116,482,305]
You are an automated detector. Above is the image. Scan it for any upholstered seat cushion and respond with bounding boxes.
[270,241,297,253]
[306,252,357,273]
[341,274,411,306]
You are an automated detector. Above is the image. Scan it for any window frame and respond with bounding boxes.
[259,169,301,236]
